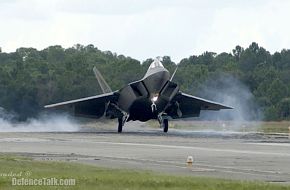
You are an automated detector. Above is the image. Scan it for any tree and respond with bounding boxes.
[0,42,290,121]
[267,79,288,105]
[232,45,244,61]
[277,98,290,119]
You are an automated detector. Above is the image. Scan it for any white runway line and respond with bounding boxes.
[0,138,50,142]
[247,143,290,147]
[90,141,290,157]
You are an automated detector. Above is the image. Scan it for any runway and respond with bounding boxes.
[1,126,290,183]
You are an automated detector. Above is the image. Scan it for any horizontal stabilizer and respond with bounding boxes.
[44,92,117,119]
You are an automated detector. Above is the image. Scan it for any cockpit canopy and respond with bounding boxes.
[143,57,169,79]
[149,58,164,69]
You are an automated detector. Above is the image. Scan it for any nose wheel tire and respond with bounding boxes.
[163,119,168,133]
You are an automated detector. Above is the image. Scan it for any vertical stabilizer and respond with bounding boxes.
[93,66,112,94]
[170,66,178,81]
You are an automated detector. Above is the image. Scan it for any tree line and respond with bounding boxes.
[0,42,290,121]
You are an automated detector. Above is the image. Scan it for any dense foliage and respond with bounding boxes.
[0,42,290,121]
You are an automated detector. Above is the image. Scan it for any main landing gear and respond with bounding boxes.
[118,118,123,133]
[162,119,169,133]
[117,114,128,133]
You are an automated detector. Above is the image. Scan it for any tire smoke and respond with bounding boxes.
[197,74,263,124]
[0,108,79,132]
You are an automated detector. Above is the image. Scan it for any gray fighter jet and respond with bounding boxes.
[45,58,232,133]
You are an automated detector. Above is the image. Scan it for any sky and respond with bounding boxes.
[1,0,290,62]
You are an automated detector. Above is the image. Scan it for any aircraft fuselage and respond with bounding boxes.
[117,62,179,122]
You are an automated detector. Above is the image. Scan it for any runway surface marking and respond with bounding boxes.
[248,143,290,147]
[89,141,290,157]
[0,138,50,142]
[4,137,289,157]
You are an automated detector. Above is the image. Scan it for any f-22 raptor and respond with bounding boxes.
[45,58,232,133]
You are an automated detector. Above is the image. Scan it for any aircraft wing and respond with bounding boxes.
[167,92,233,119]
[177,92,233,110]
[44,92,118,119]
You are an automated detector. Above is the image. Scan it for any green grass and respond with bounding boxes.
[257,121,290,133]
[167,121,290,134]
[0,154,289,190]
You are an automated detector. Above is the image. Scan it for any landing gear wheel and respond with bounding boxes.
[163,119,168,133]
[118,118,123,133]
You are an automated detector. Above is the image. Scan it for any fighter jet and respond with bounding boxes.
[45,58,232,133]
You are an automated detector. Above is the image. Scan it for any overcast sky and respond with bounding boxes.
[1,0,290,62]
